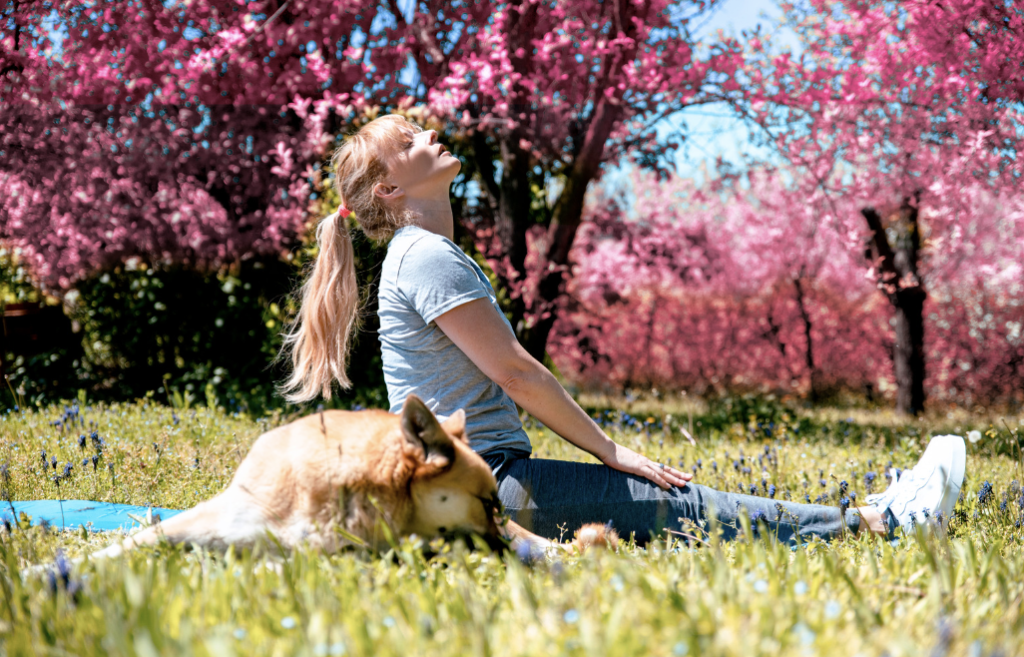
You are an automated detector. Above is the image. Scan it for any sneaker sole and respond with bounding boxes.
[931,434,966,524]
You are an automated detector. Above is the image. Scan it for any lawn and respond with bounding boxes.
[1,395,1022,656]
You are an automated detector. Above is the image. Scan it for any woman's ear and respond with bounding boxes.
[401,394,454,467]
[440,409,468,444]
[373,181,405,203]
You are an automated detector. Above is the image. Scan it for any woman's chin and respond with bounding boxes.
[441,157,461,177]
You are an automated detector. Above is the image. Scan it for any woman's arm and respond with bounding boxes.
[433,298,691,490]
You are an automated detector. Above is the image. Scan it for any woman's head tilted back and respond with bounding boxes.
[277,113,451,404]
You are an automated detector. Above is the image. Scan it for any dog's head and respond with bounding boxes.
[400,395,506,551]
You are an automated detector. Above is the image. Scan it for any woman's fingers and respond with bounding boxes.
[644,467,671,491]
[647,462,690,490]
[664,472,690,488]
[603,445,693,491]
[640,461,687,491]
[662,465,692,480]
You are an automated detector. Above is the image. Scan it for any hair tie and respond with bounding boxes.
[338,205,352,219]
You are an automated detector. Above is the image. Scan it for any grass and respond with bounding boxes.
[1,396,1023,656]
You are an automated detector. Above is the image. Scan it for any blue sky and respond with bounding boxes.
[608,0,795,188]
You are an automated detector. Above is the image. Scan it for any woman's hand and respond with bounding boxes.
[600,442,692,491]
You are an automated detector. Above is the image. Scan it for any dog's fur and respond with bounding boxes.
[88,394,614,561]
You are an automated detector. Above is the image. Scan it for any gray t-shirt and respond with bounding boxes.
[377,225,533,457]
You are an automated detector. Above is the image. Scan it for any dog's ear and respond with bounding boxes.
[401,394,455,467]
[440,409,468,444]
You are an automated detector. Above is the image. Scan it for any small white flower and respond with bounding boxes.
[967,430,982,444]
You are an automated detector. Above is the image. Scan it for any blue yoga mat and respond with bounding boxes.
[3,500,186,532]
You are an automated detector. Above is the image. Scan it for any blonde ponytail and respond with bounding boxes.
[276,113,421,404]
[277,211,359,403]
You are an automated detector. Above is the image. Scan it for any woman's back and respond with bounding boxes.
[377,225,532,457]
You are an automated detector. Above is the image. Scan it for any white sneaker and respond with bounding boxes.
[865,434,966,532]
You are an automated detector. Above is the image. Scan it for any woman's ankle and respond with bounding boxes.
[856,506,887,536]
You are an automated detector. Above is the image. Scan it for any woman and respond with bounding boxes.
[278,114,966,546]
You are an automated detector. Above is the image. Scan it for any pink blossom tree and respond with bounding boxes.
[1,0,743,369]
[551,166,893,398]
[728,0,1024,413]
[0,0,387,292]
[551,166,1024,407]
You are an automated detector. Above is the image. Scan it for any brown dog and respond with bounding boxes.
[89,394,615,561]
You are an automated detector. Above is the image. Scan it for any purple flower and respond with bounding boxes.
[90,431,104,454]
[978,481,994,506]
[47,549,82,602]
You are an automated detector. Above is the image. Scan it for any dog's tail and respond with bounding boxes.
[570,522,619,552]
[89,488,271,560]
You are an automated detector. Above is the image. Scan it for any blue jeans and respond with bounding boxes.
[483,451,861,546]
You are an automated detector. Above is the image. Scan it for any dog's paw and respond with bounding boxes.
[571,523,619,553]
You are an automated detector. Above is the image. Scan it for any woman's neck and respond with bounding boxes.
[404,197,454,241]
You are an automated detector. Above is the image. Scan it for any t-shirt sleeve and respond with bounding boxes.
[397,236,490,325]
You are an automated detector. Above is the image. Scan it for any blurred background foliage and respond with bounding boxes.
[0,177,392,419]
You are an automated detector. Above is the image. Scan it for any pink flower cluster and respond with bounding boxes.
[548,168,1024,405]
[0,0,375,291]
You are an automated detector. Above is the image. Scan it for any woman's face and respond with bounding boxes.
[383,126,461,200]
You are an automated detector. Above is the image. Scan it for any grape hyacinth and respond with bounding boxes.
[978,481,994,507]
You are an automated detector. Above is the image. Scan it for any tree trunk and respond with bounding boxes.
[892,286,926,415]
[861,199,926,416]
[792,276,818,402]
[470,1,652,363]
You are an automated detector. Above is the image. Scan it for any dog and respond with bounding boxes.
[86,394,615,562]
